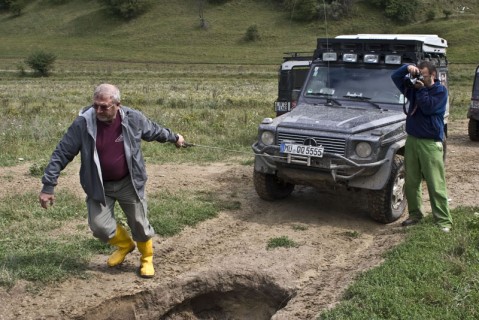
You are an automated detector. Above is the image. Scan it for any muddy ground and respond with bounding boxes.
[0,119,477,320]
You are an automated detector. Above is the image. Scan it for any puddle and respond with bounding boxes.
[77,269,295,320]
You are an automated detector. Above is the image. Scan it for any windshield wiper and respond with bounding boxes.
[308,92,342,106]
[343,95,382,110]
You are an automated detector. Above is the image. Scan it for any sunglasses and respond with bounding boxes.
[92,103,115,111]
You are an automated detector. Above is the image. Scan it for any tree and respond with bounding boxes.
[97,0,153,19]
[370,0,418,23]
[198,0,208,30]
[25,51,57,77]
[443,9,452,19]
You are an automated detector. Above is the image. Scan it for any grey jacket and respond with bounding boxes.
[41,106,178,204]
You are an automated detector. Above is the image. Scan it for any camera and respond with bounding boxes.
[404,73,424,88]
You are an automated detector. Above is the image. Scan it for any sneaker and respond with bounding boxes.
[441,227,451,233]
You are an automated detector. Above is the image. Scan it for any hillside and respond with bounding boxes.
[0,0,478,66]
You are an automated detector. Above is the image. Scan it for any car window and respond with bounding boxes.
[304,66,402,105]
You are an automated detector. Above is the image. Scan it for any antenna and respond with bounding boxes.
[322,0,329,42]
[321,0,332,94]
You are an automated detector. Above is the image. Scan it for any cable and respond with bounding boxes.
[182,142,288,160]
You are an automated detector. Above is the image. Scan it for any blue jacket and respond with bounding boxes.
[391,64,447,141]
[41,106,178,205]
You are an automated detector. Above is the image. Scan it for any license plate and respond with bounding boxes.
[275,101,290,112]
[280,143,324,157]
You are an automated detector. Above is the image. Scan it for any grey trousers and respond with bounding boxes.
[86,176,155,242]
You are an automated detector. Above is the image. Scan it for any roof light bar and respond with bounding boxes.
[385,54,402,64]
[364,54,379,63]
[343,53,358,62]
[322,52,338,61]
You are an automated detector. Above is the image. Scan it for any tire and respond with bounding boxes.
[468,118,479,141]
[368,155,407,223]
[253,171,294,200]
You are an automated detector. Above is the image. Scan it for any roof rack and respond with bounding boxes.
[282,52,314,62]
[334,34,447,53]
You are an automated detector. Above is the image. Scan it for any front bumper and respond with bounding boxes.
[252,142,393,190]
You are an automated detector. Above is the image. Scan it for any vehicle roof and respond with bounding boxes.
[281,60,311,71]
[335,34,447,53]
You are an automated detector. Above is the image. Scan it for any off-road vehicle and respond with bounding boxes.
[274,52,313,116]
[467,65,479,141]
[253,34,449,223]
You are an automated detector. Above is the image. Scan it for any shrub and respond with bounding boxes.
[98,0,153,19]
[443,9,452,19]
[244,24,260,42]
[16,62,26,76]
[283,0,318,21]
[426,10,435,21]
[370,0,418,23]
[9,0,25,16]
[207,0,229,4]
[25,51,57,77]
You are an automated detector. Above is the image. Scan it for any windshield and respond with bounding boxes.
[303,65,404,105]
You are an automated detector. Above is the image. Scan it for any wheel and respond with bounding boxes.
[367,155,407,223]
[468,118,479,141]
[253,171,294,200]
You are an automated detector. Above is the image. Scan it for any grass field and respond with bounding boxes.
[0,0,478,65]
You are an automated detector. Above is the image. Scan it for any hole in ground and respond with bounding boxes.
[78,269,295,320]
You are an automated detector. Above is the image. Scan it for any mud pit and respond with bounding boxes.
[81,269,293,320]
[0,119,477,320]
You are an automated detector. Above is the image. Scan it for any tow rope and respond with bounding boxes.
[182,142,286,160]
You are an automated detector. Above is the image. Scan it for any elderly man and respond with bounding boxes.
[39,83,185,277]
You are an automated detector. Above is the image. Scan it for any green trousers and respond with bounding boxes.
[404,136,453,228]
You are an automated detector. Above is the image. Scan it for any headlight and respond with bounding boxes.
[355,142,372,158]
[260,131,275,145]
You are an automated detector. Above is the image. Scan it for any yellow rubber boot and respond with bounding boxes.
[107,224,135,267]
[137,239,155,278]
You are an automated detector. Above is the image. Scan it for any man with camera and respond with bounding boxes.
[391,61,453,232]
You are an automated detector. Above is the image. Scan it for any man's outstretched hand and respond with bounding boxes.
[39,192,55,209]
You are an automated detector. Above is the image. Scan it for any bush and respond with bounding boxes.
[318,0,352,21]
[426,10,435,21]
[9,0,25,16]
[207,0,229,4]
[370,0,418,23]
[25,51,57,77]
[443,9,452,19]
[98,0,153,19]
[244,24,260,42]
[16,62,26,76]
[283,0,318,22]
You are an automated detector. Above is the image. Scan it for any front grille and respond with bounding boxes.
[277,132,346,155]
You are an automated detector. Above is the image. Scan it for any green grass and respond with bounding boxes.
[148,190,241,237]
[0,65,277,166]
[319,207,479,320]
[0,192,100,288]
[0,189,240,288]
[267,236,299,250]
[0,0,478,66]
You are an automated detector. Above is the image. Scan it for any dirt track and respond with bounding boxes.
[0,119,477,319]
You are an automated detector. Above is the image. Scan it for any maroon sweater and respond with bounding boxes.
[96,112,129,181]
